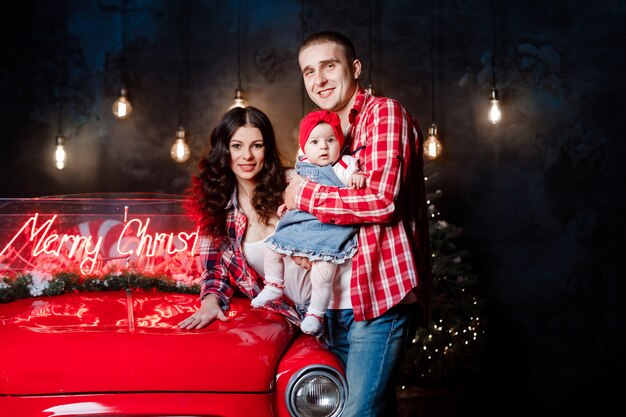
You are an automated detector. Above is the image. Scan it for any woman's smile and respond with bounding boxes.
[229,126,265,182]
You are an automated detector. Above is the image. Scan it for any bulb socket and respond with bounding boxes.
[490,88,499,101]
[428,123,438,137]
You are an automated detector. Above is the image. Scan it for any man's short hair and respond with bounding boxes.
[298,31,357,64]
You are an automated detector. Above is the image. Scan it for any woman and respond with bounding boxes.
[178,106,310,330]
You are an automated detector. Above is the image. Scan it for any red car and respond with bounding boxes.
[0,195,346,417]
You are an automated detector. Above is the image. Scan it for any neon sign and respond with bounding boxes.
[0,213,200,276]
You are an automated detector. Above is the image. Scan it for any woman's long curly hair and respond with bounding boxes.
[187,106,287,238]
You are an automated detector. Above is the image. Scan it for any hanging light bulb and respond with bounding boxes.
[424,1,443,161]
[229,0,248,110]
[488,0,502,125]
[488,87,502,124]
[55,134,66,170]
[423,123,443,160]
[112,86,133,119]
[229,88,247,109]
[366,0,375,98]
[171,126,190,163]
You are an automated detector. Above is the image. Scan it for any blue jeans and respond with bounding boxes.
[325,304,419,417]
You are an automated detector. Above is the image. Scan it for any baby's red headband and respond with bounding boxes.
[298,110,345,151]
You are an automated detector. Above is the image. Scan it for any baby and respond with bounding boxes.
[251,110,366,335]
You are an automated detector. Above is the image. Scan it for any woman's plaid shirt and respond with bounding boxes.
[198,192,302,325]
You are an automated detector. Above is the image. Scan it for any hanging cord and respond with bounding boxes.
[57,0,68,136]
[178,0,185,127]
[430,0,435,124]
[368,0,374,87]
[236,0,242,89]
[57,96,63,135]
[491,0,497,88]
[121,0,128,86]
[300,0,305,117]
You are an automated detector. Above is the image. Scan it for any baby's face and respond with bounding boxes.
[303,123,341,166]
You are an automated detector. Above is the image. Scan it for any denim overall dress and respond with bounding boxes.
[265,159,358,264]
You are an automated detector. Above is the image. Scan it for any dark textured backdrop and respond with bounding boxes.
[2,0,625,415]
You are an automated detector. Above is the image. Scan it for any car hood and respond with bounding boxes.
[0,291,297,395]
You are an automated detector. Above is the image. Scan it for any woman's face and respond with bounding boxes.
[229,126,265,184]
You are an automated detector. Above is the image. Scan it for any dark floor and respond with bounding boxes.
[397,386,465,417]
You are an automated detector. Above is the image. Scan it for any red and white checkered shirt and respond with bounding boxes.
[295,88,431,321]
[198,192,303,326]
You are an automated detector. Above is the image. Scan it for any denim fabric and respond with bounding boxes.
[295,299,311,317]
[296,159,342,184]
[265,161,358,263]
[325,305,419,417]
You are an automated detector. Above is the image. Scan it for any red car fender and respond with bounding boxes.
[273,334,346,417]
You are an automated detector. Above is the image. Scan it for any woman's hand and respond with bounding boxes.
[178,294,228,330]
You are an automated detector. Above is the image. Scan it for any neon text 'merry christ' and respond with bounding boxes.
[0,214,199,274]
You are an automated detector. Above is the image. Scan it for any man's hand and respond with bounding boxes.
[291,255,312,270]
[284,174,306,210]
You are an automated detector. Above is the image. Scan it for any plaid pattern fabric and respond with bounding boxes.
[296,88,430,321]
[198,192,302,325]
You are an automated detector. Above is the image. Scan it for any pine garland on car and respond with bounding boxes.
[0,270,200,304]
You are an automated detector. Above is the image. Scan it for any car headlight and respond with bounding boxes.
[285,365,347,417]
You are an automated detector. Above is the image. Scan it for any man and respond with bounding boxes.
[284,31,431,416]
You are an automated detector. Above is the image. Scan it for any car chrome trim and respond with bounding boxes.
[285,364,347,417]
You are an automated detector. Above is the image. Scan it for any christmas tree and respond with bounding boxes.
[398,161,486,389]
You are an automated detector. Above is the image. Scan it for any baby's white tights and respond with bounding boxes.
[250,249,285,308]
[251,249,337,336]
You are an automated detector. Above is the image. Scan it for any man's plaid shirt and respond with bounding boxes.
[294,88,431,321]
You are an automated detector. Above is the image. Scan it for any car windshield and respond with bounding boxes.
[1,193,202,302]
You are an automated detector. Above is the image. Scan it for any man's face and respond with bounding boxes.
[298,42,361,113]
